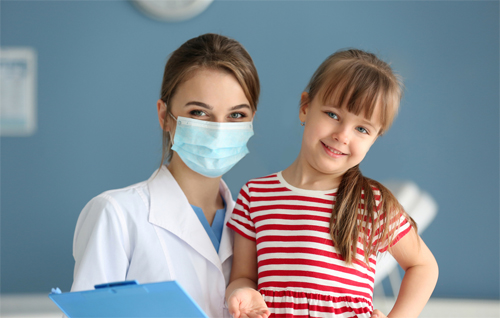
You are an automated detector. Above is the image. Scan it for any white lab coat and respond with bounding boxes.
[71,166,235,318]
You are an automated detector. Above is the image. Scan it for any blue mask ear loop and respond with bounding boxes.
[166,103,177,146]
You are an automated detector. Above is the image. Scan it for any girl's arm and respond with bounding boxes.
[376,230,438,318]
[226,233,270,318]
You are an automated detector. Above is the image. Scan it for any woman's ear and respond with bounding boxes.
[249,110,257,122]
[299,92,310,123]
[157,99,169,131]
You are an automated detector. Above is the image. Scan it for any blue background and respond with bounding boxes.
[1,0,498,299]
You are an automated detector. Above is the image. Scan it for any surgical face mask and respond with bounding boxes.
[169,114,254,178]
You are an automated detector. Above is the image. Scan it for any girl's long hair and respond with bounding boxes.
[304,49,417,266]
[333,165,416,266]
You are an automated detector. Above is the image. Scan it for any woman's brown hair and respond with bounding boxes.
[159,33,260,165]
[304,49,417,266]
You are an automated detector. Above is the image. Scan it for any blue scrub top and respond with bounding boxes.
[190,198,226,253]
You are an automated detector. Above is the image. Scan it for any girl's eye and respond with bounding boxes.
[190,110,207,117]
[327,112,338,120]
[229,112,245,119]
[356,127,368,134]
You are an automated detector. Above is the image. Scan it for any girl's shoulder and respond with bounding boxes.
[363,185,382,196]
[241,171,337,200]
[247,172,281,183]
[237,172,282,198]
[240,172,281,189]
[364,180,395,206]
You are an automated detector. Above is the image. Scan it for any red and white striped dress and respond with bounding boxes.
[227,172,411,318]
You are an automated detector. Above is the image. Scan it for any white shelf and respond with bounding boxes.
[373,297,500,318]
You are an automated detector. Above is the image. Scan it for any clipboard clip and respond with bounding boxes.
[49,281,139,295]
[51,287,62,294]
[94,280,139,289]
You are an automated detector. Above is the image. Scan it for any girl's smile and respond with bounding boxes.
[321,141,348,157]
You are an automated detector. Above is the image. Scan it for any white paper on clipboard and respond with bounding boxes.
[0,47,37,136]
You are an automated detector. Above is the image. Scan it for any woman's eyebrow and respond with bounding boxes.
[230,104,251,111]
[184,101,212,109]
[184,102,251,111]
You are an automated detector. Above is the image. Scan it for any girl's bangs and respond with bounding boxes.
[320,63,398,134]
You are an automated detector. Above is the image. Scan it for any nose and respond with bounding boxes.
[333,125,350,144]
[213,113,226,123]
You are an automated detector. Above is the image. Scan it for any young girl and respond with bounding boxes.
[71,33,259,318]
[226,49,438,318]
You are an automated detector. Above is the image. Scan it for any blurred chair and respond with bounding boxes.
[373,181,438,299]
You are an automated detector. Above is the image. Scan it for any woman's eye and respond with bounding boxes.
[327,112,338,120]
[356,127,368,134]
[190,110,207,117]
[229,112,245,119]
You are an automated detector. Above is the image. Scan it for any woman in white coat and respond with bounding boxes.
[71,33,260,318]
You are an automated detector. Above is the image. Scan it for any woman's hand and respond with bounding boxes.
[227,287,270,318]
[371,309,387,318]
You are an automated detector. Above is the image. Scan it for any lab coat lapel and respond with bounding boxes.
[218,179,235,264]
[147,166,222,272]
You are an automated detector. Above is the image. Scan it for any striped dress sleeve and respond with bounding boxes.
[227,183,256,241]
[374,189,413,253]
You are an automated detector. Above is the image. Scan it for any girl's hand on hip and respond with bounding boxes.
[371,309,387,318]
[227,287,270,318]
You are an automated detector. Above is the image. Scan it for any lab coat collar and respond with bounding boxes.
[147,166,234,272]
[218,178,235,264]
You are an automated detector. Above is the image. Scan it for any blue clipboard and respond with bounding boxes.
[49,280,209,318]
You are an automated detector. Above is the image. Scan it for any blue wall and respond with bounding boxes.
[1,1,498,299]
